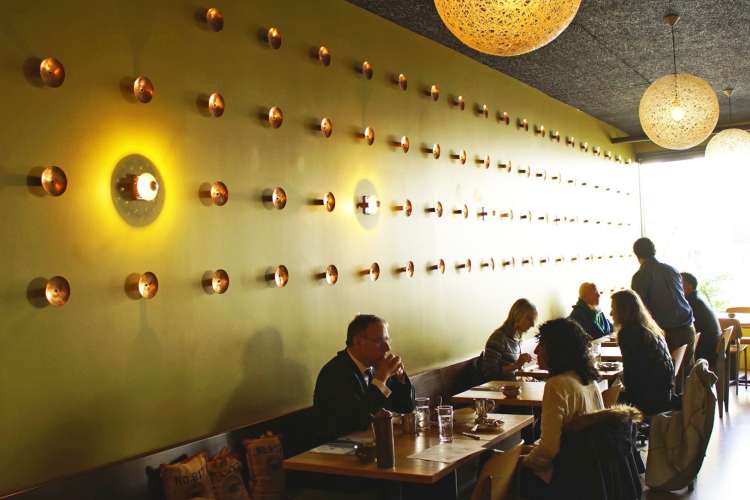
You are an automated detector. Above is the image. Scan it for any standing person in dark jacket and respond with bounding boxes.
[482,298,537,381]
[631,237,696,393]
[568,282,613,340]
[681,272,721,370]
[611,290,679,415]
[313,314,415,442]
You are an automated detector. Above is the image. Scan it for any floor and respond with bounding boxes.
[643,386,749,499]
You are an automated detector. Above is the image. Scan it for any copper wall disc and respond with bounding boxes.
[211,269,229,293]
[430,84,439,101]
[41,166,68,196]
[45,276,70,306]
[405,261,415,277]
[271,186,287,209]
[398,199,413,216]
[321,192,335,212]
[361,61,373,79]
[398,73,408,90]
[499,111,510,125]
[138,272,159,299]
[501,257,515,268]
[480,104,489,118]
[459,149,467,164]
[455,95,465,110]
[320,117,333,137]
[318,46,331,66]
[368,262,380,281]
[399,136,410,153]
[210,181,229,206]
[268,106,283,128]
[205,7,224,31]
[267,27,282,49]
[363,126,375,145]
[39,57,65,87]
[325,265,338,285]
[431,143,441,159]
[133,76,155,103]
[208,92,225,117]
[518,118,528,130]
[272,265,289,287]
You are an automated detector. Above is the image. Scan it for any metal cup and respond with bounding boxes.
[401,411,418,435]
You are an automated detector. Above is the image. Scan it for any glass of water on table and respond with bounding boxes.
[415,397,430,433]
[437,405,454,443]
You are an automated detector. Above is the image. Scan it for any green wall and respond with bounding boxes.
[0,0,637,493]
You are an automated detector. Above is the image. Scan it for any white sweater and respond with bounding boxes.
[523,371,604,481]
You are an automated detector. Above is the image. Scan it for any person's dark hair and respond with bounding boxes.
[536,318,600,385]
[633,237,656,259]
[346,314,385,346]
[681,272,698,290]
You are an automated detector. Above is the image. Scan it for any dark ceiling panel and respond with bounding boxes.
[346,0,750,136]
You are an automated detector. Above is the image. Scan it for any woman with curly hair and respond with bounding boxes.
[611,289,679,415]
[521,318,604,494]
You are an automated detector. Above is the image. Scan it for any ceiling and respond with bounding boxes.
[346,0,750,140]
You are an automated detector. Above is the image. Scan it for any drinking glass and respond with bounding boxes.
[437,405,454,443]
[415,397,430,433]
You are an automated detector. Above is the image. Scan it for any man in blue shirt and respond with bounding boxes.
[568,282,613,340]
[631,237,696,393]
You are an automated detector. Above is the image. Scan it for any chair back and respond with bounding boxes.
[726,306,750,316]
[670,344,687,375]
[469,443,523,500]
[715,325,734,419]
[602,380,623,408]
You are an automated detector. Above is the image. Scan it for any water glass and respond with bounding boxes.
[437,405,454,443]
[415,397,430,433]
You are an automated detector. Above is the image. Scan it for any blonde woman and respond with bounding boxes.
[482,298,538,381]
[611,289,679,414]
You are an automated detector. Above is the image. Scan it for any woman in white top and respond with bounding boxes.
[521,318,604,498]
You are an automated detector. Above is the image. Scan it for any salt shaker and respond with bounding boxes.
[373,409,395,468]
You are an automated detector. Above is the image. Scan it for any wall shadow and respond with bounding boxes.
[214,327,311,433]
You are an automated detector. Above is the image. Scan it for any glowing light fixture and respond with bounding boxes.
[434,0,581,57]
[358,195,380,215]
[705,87,750,164]
[133,173,159,201]
[639,13,719,150]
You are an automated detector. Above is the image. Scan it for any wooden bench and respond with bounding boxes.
[2,355,483,500]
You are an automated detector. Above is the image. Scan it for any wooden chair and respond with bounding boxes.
[469,443,523,500]
[726,307,750,315]
[670,344,687,381]
[716,325,734,419]
[719,317,744,394]
[602,379,623,408]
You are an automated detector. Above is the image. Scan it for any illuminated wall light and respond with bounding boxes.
[427,259,446,274]
[266,265,289,288]
[137,272,159,299]
[207,92,225,117]
[395,73,408,90]
[44,276,70,306]
[263,187,287,210]
[39,57,65,87]
[393,199,413,216]
[453,95,465,110]
[357,195,380,215]
[208,181,229,206]
[266,106,283,128]
[534,124,546,137]
[477,103,489,118]
[132,173,159,201]
[133,76,155,103]
[360,126,375,145]
[320,117,333,138]
[517,118,529,131]
[427,84,440,101]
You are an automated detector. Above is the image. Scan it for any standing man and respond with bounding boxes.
[568,282,613,340]
[631,237,695,393]
[313,314,415,441]
[681,272,721,370]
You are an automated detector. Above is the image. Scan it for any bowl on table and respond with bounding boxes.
[501,385,521,398]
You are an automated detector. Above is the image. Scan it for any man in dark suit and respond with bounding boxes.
[313,314,416,441]
[568,282,613,340]
[681,272,721,370]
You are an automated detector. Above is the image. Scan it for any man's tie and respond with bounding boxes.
[364,367,374,386]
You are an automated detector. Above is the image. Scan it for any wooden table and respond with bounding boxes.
[600,346,623,362]
[452,381,546,408]
[284,413,533,499]
[517,363,623,383]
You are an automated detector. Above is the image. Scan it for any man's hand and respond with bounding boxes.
[517,353,533,366]
[374,352,402,382]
